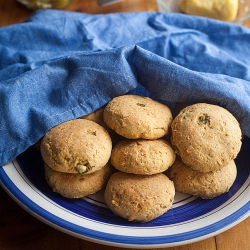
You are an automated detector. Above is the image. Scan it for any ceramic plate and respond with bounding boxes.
[0,137,249,248]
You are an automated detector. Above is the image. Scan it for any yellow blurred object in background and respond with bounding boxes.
[17,0,72,9]
[178,0,238,21]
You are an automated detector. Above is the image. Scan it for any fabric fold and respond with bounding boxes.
[0,10,250,166]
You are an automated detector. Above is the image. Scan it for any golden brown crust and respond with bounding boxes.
[171,103,242,172]
[44,162,113,199]
[103,95,173,139]
[111,139,176,175]
[80,107,106,126]
[169,157,237,199]
[40,119,112,174]
[104,171,175,222]
[80,106,123,146]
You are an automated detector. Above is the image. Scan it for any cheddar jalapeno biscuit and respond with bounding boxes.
[80,107,105,125]
[44,162,113,199]
[40,119,112,175]
[80,106,122,146]
[104,171,175,222]
[169,157,237,199]
[171,103,242,172]
[103,95,173,139]
[111,139,176,175]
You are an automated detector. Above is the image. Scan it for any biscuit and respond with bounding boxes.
[111,139,176,175]
[80,107,122,146]
[80,107,106,127]
[169,157,237,199]
[103,95,173,139]
[40,119,112,175]
[44,162,113,199]
[104,171,175,222]
[171,103,242,172]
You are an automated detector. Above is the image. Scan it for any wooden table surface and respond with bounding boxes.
[0,0,249,249]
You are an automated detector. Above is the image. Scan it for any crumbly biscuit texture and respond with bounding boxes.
[111,139,176,175]
[80,107,105,126]
[103,95,172,139]
[80,107,122,146]
[40,119,112,175]
[104,171,175,222]
[44,162,113,199]
[169,157,237,199]
[171,103,242,172]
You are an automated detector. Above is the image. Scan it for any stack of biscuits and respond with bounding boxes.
[169,103,242,199]
[39,94,242,223]
[103,95,176,223]
[40,118,113,199]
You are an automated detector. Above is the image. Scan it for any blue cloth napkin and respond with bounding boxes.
[1,10,250,166]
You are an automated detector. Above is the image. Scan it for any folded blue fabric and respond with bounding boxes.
[1,10,250,166]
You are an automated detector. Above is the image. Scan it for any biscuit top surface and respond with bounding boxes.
[111,139,176,174]
[171,103,242,172]
[103,95,172,139]
[104,171,175,222]
[40,119,112,174]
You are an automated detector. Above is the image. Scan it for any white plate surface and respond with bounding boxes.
[0,137,249,248]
